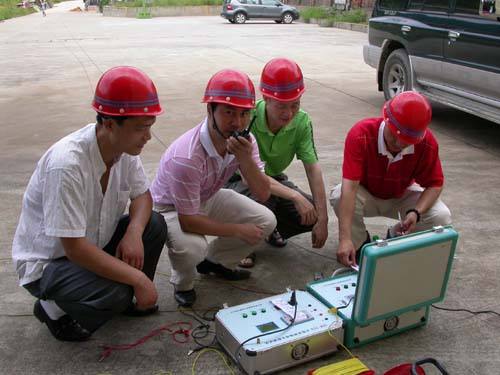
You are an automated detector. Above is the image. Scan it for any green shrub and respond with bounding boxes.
[0,0,35,20]
[113,0,221,7]
[301,7,367,24]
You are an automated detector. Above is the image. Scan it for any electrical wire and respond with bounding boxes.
[98,321,192,361]
[191,348,236,375]
[432,304,500,317]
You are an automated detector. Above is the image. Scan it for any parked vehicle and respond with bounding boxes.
[221,0,300,24]
[363,0,500,124]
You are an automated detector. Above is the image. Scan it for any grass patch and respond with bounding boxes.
[301,7,367,24]
[0,0,36,20]
[113,0,221,7]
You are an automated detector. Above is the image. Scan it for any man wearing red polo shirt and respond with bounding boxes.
[331,91,451,267]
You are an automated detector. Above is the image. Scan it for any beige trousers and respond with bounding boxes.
[330,183,452,249]
[155,189,276,291]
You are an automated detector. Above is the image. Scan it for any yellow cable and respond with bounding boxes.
[191,348,236,375]
[312,357,369,375]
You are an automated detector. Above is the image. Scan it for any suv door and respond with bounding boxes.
[401,0,451,87]
[259,0,282,18]
[442,0,500,102]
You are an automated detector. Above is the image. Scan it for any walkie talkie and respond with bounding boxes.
[231,116,256,140]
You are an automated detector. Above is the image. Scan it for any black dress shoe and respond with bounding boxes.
[34,300,91,342]
[122,303,159,317]
[196,259,251,281]
[174,289,196,307]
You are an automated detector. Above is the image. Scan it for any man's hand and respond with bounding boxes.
[311,219,328,248]
[235,223,264,245]
[337,238,357,267]
[293,193,318,226]
[227,135,253,161]
[401,211,418,234]
[133,273,158,310]
[116,228,144,270]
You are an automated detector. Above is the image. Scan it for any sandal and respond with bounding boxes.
[238,252,256,268]
[266,229,287,248]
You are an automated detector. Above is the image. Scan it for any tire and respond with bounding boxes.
[382,49,412,100]
[274,20,282,23]
[282,12,294,24]
[234,12,246,24]
[228,19,235,23]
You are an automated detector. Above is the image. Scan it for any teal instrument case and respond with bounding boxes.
[307,226,458,348]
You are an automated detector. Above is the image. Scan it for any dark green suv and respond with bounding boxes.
[364,0,500,124]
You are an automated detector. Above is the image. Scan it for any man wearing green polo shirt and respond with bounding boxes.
[226,58,328,267]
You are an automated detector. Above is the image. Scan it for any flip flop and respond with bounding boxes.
[238,252,256,268]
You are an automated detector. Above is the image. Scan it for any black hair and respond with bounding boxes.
[96,113,129,126]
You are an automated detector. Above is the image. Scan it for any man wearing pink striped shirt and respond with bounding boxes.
[151,70,276,307]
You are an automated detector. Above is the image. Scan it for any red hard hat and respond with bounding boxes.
[202,69,256,109]
[383,91,432,144]
[260,57,305,102]
[92,66,163,116]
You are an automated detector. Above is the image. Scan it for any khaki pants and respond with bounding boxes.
[330,183,452,249]
[156,189,276,291]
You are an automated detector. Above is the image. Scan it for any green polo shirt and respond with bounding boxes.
[251,99,318,177]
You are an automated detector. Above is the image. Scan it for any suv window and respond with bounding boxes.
[379,0,406,9]
[261,0,278,5]
[407,0,449,11]
[455,0,479,14]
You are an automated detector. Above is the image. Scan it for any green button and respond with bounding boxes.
[344,285,349,289]
[352,283,356,287]
[242,313,248,318]
[261,308,266,313]
[251,311,257,315]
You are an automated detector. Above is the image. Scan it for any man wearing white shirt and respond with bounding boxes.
[12,66,167,341]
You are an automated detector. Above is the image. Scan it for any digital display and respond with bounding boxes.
[256,321,278,333]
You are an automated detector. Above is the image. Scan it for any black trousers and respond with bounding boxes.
[24,212,167,333]
[225,173,314,239]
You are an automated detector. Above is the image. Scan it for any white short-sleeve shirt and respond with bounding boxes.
[12,123,149,286]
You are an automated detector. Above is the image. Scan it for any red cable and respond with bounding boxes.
[99,321,193,361]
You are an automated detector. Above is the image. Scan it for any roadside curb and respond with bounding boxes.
[303,18,367,33]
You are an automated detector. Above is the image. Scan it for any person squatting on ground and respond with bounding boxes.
[226,58,328,268]
[12,66,167,341]
[150,69,276,307]
[331,91,452,267]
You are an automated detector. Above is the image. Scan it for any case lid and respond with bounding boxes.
[353,226,458,325]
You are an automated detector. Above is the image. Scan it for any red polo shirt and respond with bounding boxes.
[342,118,444,199]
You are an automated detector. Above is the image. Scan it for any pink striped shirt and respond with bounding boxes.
[151,119,264,215]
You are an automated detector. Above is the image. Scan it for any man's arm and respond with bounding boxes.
[116,190,152,270]
[60,237,157,309]
[178,214,264,245]
[337,178,360,266]
[304,162,329,248]
[400,186,443,234]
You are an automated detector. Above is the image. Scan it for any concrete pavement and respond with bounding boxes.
[1,2,500,374]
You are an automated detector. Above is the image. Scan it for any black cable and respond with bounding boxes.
[234,291,298,371]
[432,304,500,317]
[337,296,354,311]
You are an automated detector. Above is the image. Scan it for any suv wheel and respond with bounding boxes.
[234,12,246,24]
[274,20,282,23]
[282,12,294,24]
[382,49,412,100]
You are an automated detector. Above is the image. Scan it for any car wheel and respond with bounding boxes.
[282,12,294,24]
[382,49,412,100]
[234,12,246,24]
[274,20,282,23]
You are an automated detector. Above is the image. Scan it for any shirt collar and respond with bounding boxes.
[378,120,414,163]
[90,123,108,176]
[200,118,235,168]
[254,99,297,136]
